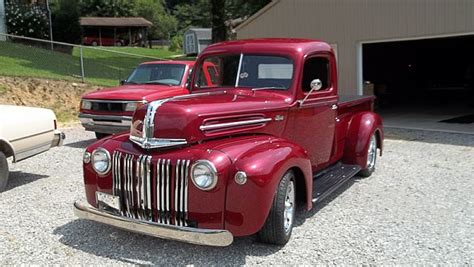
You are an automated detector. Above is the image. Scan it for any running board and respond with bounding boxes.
[312,163,361,203]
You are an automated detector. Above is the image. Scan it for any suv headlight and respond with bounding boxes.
[81,100,92,110]
[190,160,218,191]
[92,148,111,175]
[125,101,147,112]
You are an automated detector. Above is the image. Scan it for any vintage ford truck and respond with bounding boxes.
[74,38,384,246]
[79,60,205,139]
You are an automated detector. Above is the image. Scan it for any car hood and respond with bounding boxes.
[129,89,292,149]
[82,84,188,102]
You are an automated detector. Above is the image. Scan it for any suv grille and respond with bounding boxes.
[112,151,191,226]
[91,102,126,112]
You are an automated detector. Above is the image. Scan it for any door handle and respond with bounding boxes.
[331,104,338,110]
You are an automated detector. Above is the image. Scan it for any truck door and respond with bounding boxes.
[284,54,337,171]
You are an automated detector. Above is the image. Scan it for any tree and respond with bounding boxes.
[172,0,210,33]
[211,0,225,43]
[79,0,134,17]
[133,0,177,41]
[51,0,81,43]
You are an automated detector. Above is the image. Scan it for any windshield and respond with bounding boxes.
[126,64,186,86]
[195,54,294,89]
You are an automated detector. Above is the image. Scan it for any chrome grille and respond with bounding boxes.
[112,151,191,226]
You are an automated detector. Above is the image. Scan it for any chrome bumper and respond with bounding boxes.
[73,201,234,247]
[79,113,132,134]
[52,130,65,147]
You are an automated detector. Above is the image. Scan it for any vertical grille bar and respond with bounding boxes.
[175,160,181,226]
[128,155,135,218]
[123,154,129,217]
[112,152,117,196]
[135,155,141,219]
[183,160,190,225]
[156,158,162,223]
[146,156,152,221]
[166,159,171,224]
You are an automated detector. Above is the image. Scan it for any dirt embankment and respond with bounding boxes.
[0,76,100,124]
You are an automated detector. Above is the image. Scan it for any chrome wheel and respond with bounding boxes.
[284,180,295,233]
[367,135,377,169]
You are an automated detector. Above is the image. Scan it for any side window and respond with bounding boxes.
[302,57,330,92]
[196,55,239,88]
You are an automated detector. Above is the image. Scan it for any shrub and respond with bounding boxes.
[5,1,50,39]
[169,35,183,52]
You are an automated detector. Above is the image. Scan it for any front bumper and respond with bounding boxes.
[73,201,234,247]
[52,130,65,147]
[79,113,132,134]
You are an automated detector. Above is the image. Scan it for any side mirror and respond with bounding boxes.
[298,79,323,106]
[310,79,322,91]
[120,80,126,85]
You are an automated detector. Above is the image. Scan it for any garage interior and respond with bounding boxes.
[363,35,474,134]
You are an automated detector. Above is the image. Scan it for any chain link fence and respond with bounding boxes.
[0,33,174,87]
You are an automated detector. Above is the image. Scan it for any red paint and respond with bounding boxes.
[81,38,384,237]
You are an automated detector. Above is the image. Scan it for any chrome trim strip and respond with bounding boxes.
[129,136,188,150]
[165,159,171,224]
[135,154,141,219]
[184,160,190,224]
[82,99,144,104]
[200,118,272,131]
[235,53,244,87]
[146,156,152,220]
[9,129,54,143]
[79,113,133,121]
[175,159,181,226]
[74,201,233,247]
[156,158,162,223]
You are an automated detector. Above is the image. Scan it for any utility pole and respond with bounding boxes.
[0,0,6,41]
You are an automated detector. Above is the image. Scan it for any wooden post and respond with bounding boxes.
[113,27,117,46]
[99,27,102,46]
[128,27,132,47]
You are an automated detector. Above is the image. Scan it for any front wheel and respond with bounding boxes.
[0,151,9,192]
[258,170,296,245]
[358,133,377,177]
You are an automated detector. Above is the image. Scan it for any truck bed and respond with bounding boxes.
[338,95,375,107]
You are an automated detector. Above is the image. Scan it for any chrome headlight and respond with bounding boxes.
[91,148,111,175]
[190,160,218,191]
[81,100,92,110]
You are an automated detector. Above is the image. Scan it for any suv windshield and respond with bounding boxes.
[195,54,294,89]
[126,64,186,86]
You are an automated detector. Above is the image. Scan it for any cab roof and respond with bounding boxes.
[203,38,333,56]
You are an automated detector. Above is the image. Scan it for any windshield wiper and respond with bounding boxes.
[252,86,286,91]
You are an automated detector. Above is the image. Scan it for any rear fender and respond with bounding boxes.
[342,111,384,168]
[220,137,312,236]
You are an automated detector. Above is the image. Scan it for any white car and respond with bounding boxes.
[0,105,65,192]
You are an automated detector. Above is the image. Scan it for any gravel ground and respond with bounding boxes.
[0,127,473,265]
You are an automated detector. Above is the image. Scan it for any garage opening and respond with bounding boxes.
[363,35,474,133]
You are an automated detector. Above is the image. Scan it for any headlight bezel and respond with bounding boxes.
[190,160,218,191]
[81,100,92,110]
[91,148,111,176]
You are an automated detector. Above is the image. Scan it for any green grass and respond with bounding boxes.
[0,41,181,87]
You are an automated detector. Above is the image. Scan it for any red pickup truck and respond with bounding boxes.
[74,39,384,246]
[79,61,196,139]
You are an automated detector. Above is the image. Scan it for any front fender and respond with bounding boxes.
[343,111,384,168]
[212,135,312,237]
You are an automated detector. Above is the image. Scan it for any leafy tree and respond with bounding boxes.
[5,0,50,39]
[51,0,81,43]
[133,0,177,40]
[172,0,210,33]
[211,0,225,42]
[79,0,134,17]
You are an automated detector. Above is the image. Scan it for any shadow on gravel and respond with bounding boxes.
[385,128,474,147]
[4,171,49,192]
[54,220,281,265]
[65,139,96,149]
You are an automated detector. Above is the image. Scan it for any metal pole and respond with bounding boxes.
[80,46,85,83]
[46,0,53,51]
[0,0,6,41]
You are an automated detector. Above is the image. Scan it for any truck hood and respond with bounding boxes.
[82,84,188,102]
[129,90,291,149]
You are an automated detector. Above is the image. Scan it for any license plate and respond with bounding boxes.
[96,192,121,211]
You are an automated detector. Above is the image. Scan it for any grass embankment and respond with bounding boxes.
[0,41,181,87]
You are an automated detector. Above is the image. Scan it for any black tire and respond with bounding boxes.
[95,132,109,140]
[258,170,296,245]
[92,41,98,46]
[0,151,9,192]
[358,133,377,177]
